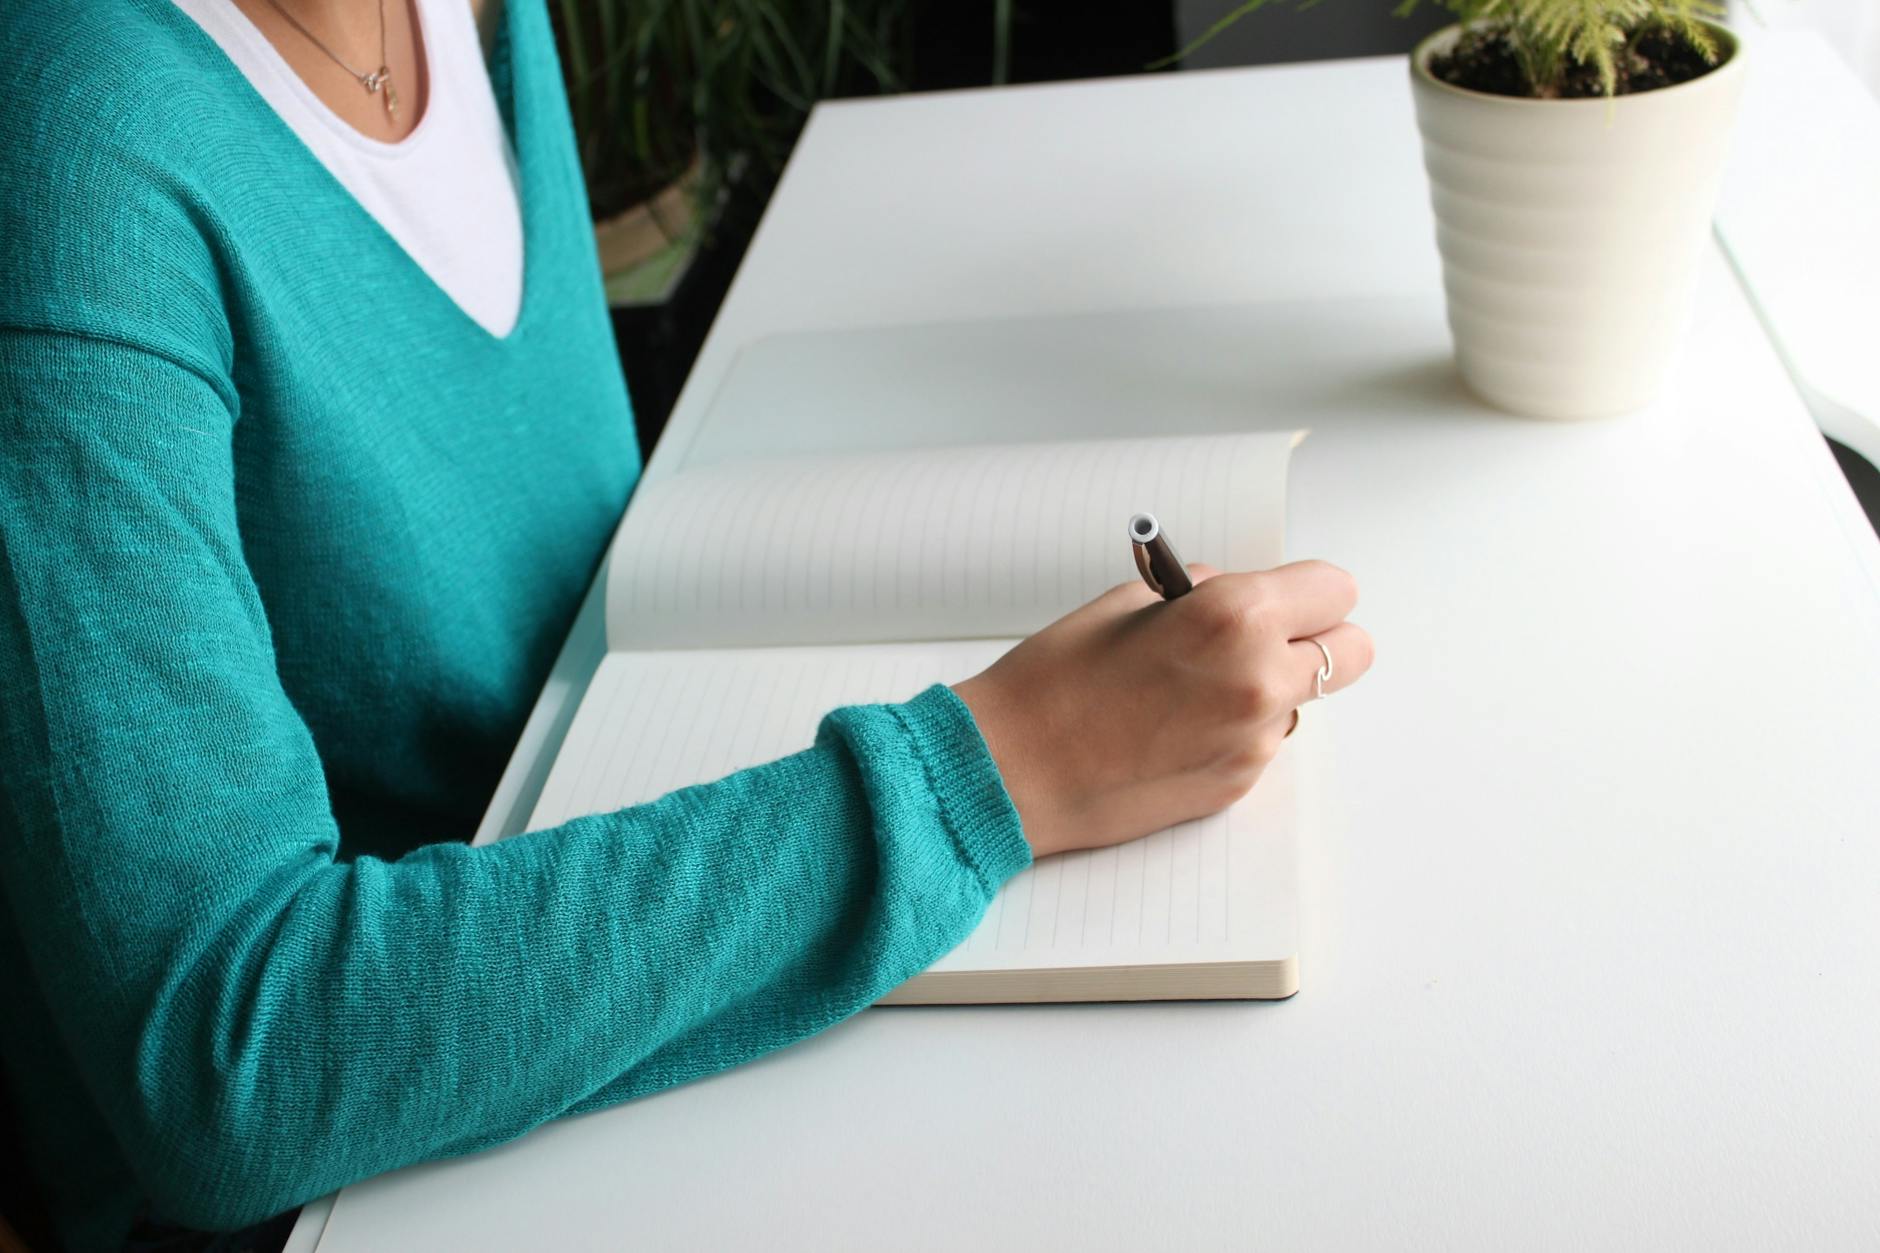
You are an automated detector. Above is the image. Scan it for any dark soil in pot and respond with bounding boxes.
[1430,24,1718,98]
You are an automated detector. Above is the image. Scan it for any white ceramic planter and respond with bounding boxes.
[1409,25,1747,419]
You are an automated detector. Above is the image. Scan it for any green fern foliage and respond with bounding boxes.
[1161,0,1727,97]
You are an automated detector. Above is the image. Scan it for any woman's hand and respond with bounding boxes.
[953,562,1372,859]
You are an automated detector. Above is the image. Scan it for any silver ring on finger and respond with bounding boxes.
[1311,638,1334,701]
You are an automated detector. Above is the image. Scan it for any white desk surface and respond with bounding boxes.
[294,51,1880,1253]
[1713,30,1880,469]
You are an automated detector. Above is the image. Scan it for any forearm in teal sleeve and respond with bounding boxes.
[9,686,1024,1231]
[0,329,1031,1231]
[143,690,1022,1229]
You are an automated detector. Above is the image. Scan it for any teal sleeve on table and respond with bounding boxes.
[0,325,1030,1241]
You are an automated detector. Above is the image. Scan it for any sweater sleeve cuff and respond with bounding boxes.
[888,684,1033,895]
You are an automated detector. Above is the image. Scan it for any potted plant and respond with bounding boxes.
[553,2,919,306]
[1172,0,1746,419]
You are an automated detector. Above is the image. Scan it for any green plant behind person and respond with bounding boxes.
[554,2,1020,226]
[1161,0,1727,97]
[553,1,920,224]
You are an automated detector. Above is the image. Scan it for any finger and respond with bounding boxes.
[1248,560,1359,639]
[1283,621,1374,707]
[1186,561,1222,585]
[1243,705,1301,764]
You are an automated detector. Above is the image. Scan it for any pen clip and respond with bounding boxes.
[1133,542,1166,597]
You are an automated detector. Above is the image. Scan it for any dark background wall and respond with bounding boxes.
[1175,0,1451,68]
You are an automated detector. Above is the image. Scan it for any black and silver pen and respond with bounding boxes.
[1128,512,1193,600]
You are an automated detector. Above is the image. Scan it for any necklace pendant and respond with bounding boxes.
[384,78,399,121]
[361,67,385,94]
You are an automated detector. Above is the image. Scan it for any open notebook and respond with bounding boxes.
[525,429,1305,1002]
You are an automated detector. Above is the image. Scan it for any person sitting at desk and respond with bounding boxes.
[0,2,1374,1249]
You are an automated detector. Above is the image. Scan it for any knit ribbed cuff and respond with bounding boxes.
[890,684,1033,896]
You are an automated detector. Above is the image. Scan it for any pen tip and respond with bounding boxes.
[1127,512,1159,543]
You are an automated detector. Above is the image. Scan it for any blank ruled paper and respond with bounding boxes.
[602,431,1299,652]
[527,642,1296,980]
[533,430,1304,999]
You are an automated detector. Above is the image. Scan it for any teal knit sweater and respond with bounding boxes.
[0,3,1029,1249]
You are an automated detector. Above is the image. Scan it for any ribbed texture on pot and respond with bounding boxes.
[1410,26,1747,419]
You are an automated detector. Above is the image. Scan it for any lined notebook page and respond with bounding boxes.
[603,431,1299,651]
[527,644,1298,974]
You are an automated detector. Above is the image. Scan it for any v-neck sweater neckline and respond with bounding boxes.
[163,0,539,344]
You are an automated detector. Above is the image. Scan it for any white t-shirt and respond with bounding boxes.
[172,0,526,338]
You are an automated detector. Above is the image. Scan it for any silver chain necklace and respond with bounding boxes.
[258,0,400,121]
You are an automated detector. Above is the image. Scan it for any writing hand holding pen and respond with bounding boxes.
[952,513,1373,859]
